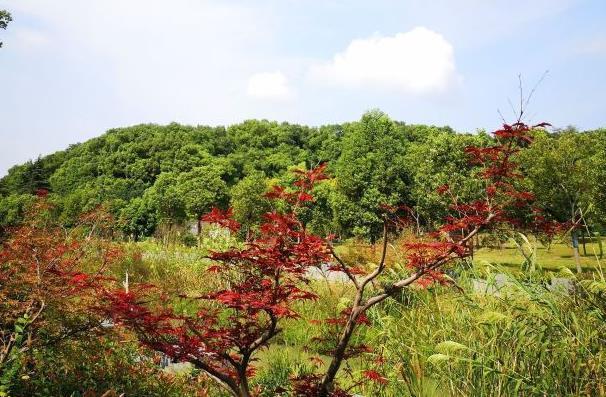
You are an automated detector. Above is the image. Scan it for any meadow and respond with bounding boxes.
[474,240,604,272]
[20,235,602,397]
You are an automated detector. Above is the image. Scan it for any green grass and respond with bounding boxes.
[243,272,606,397]
[113,238,606,396]
[473,240,604,271]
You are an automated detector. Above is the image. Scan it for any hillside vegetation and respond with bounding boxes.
[1,111,605,242]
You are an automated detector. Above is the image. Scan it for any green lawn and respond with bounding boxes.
[473,240,604,271]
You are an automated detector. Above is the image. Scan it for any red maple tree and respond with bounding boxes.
[0,199,118,384]
[101,165,332,397]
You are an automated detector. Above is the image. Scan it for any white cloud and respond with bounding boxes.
[7,0,280,124]
[247,71,294,100]
[310,27,460,94]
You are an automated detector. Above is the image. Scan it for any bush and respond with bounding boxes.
[11,333,207,397]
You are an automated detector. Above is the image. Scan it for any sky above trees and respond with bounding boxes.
[1,0,605,175]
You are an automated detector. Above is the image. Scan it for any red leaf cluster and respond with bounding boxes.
[201,207,241,232]
[101,164,332,395]
[361,369,388,385]
[389,121,556,289]
[266,163,329,206]
[1,199,119,361]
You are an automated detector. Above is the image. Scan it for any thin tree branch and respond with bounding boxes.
[328,245,360,289]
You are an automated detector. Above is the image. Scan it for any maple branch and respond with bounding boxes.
[359,220,389,291]
[188,356,240,397]
[362,216,490,311]
[248,310,279,353]
[318,213,493,396]
[35,317,101,349]
[328,245,360,289]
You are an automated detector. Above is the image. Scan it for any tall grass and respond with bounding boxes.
[246,266,606,396]
[109,240,606,396]
[361,271,606,396]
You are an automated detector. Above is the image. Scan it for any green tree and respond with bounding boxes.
[0,194,35,231]
[119,197,157,240]
[519,128,600,272]
[178,165,228,235]
[145,172,186,229]
[230,172,270,240]
[49,156,97,196]
[308,178,338,237]
[55,184,102,226]
[404,129,491,231]
[589,129,606,229]
[0,10,11,48]
[1,156,58,197]
[334,110,410,241]
[171,144,213,172]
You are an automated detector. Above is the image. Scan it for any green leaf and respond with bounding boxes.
[580,280,606,294]
[558,266,576,278]
[479,310,509,324]
[435,341,468,354]
[427,353,451,365]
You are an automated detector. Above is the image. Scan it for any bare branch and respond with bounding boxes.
[361,215,490,313]
[359,220,389,291]
[328,245,360,289]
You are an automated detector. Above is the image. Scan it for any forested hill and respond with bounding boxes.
[1,111,605,241]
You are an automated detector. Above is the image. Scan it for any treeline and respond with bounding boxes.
[1,110,605,241]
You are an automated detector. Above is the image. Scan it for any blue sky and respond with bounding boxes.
[1,0,605,175]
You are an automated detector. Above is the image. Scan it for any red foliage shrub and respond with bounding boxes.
[101,166,332,397]
[0,200,119,373]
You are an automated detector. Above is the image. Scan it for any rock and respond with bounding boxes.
[547,277,575,294]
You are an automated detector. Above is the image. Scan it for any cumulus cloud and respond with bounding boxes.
[247,71,294,100]
[310,27,460,94]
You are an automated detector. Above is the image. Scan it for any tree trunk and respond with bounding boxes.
[318,311,360,397]
[572,230,582,274]
[581,230,587,256]
[164,222,173,246]
[238,381,251,397]
[571,204,581,273]
[236,360,252,397]
[470,238,475,260]
[414,208,421,235]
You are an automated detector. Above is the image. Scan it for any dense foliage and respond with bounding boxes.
[2,113,604,243]
[0,113,472,241]
[0,9,11,48]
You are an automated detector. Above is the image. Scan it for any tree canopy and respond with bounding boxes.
[1,113,604,240]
